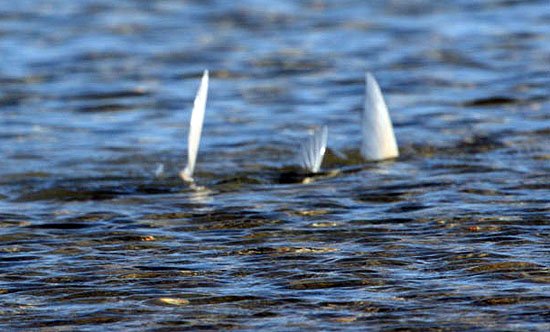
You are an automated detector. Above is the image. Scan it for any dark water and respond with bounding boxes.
[1,0,549,330]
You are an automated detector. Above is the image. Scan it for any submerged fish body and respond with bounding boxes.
[277,169,336,184]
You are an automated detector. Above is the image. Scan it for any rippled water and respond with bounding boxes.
[1,0,549,330]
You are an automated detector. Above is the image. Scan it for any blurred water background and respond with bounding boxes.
[0,0,549,330]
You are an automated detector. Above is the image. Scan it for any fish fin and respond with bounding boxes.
[181,70,209,182]
[154,163,165,178]
[299,125,328,173]
[361,72,399,161]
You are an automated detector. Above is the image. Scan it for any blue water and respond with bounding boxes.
[0,1,549,330]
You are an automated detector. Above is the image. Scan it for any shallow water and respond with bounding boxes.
[1,0,549,330]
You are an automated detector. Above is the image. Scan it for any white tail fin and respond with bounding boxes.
[180,70,209,182]
[299,125,328,173]
[361,72,399,161]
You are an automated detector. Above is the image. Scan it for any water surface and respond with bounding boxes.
[0,0,549,330]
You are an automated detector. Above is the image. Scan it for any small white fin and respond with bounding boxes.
[361,72,399,161]
[299,125,328,173]
[154,163,165,178]
[180,70,209,182]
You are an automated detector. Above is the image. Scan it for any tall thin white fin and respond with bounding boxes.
[180,70,209,182]
[361,72,399,161]
[299,125,328,173]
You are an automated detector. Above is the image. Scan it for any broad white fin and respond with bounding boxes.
[180,70,209,182]
[361,72,399,161]
[299,125,328,173]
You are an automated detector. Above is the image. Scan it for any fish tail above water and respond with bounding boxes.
[299,125,328,173]
[361,72,399,161]
[180,70,209,183]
